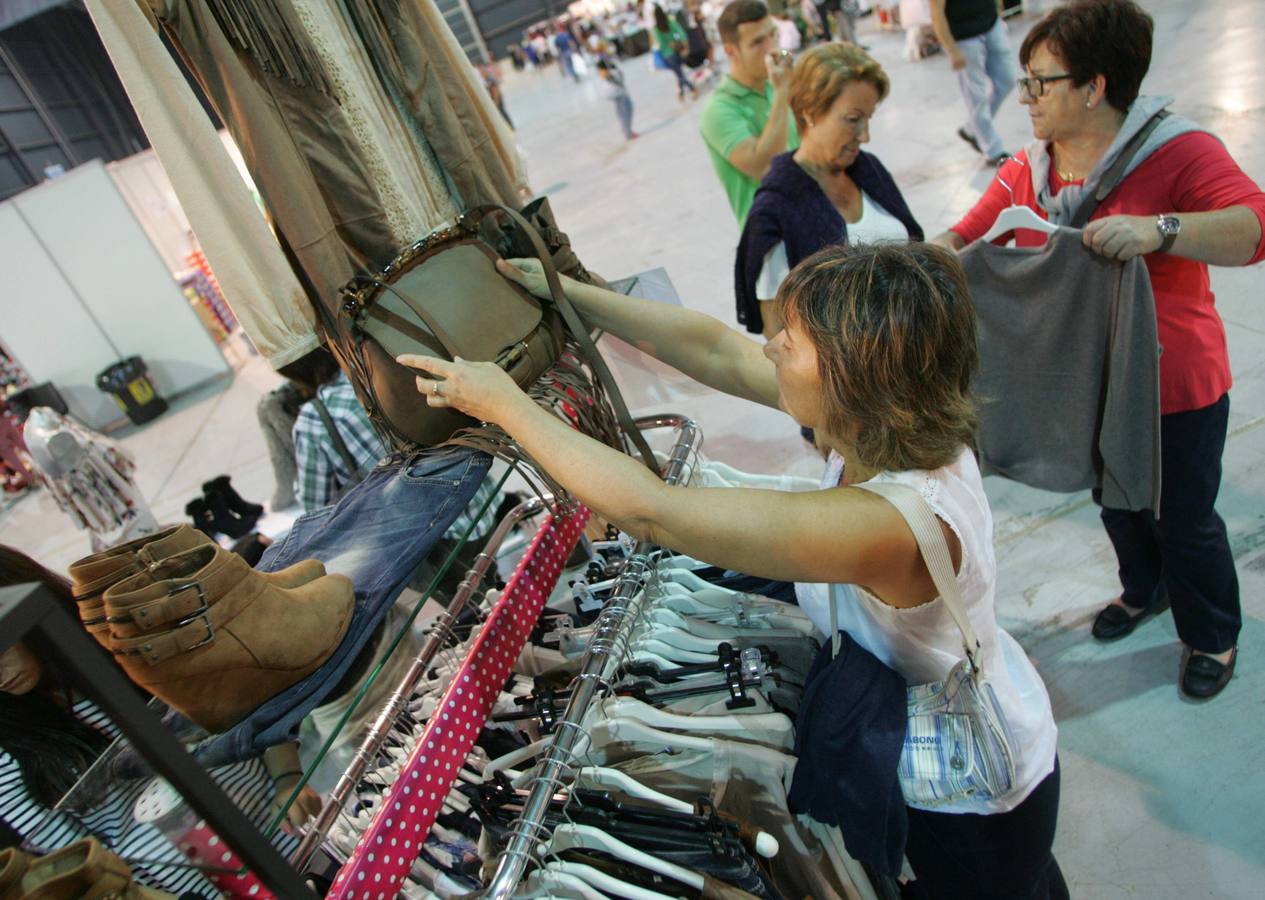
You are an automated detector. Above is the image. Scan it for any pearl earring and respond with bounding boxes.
[1085,98,1093,109]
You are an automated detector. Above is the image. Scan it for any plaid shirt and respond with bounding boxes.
[292,373,500,538]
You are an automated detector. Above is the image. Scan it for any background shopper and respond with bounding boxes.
[652,4,698,100]
[736,43,922,338]
[934,0,1265,700]
[930,0,1016,165]
[699,0,800,225]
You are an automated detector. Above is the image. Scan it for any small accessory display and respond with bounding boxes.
[829,482,1018,807]
[1155,214,1181,254]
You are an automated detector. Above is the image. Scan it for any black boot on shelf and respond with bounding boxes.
[185,498,218,538]
[203,490,257,539]
[202,474,264,519]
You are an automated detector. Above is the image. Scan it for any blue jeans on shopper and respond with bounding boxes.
[955,17,1015,158]
[613,94,634,139]
[193,447,491,766]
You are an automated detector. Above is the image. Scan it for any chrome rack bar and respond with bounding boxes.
[483,414,701,900]
[290,495,551,870]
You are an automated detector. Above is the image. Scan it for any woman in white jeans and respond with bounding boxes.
[400,242,1064,898]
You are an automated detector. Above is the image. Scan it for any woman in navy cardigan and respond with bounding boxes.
[736,44,923,338]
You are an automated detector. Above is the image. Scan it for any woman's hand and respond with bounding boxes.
[1082,215,1161,261]
[496,257,559,301]
[397,353,532,426]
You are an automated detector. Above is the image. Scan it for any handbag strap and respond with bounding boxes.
[311,394,366,488]
[834,481,984,675]
[465,204,660,473]
[1068,109,1169,228]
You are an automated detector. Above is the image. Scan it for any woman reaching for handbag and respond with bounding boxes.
[398,242,1065,898]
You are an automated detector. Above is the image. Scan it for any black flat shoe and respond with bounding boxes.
[1091,595,1169,642]
[1180,647,1237,700]
[956,127,981,155]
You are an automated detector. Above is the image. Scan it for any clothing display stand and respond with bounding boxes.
[484,415,700,899]
[318,415,700,899]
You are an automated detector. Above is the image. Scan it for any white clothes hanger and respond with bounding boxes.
[568,766,693,812]
[585,717,793,770]
[520,867,610,900]
[981,205,1059,244]
[542,860,680,900]
[547,824,704,891]
[599,696,795,747]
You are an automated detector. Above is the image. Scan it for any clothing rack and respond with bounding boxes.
[289,495,552,870]
[483,414,702,900]
[326,498,592,898]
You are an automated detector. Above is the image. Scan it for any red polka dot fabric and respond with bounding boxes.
[328,505,590,899]
[179,821,273,898]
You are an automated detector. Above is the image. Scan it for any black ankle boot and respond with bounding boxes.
[202,490,257,538]
[185,498,218,538]
[202,475,264,519]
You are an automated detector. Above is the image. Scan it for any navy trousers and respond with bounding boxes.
[1099,394,1240,653]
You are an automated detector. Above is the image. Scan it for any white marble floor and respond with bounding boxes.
[2,0,1263,895]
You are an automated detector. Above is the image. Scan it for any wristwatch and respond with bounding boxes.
[1155,214,1181,253]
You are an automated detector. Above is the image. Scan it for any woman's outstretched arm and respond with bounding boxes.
[498,259,780,409]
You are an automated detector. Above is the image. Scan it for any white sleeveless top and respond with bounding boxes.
[795,447,1058,814]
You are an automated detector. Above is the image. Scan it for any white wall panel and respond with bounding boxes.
[0,202,122,428]
[11,160,227,406]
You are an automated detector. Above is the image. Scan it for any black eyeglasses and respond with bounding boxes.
[1017,73,1073,98]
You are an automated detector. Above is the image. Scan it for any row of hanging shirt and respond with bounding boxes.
[318,459,877,899]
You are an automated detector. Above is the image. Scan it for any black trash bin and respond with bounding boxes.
[96,356,168,425]
[7,382,69,422]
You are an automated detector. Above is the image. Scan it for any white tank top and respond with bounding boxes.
[795,447,1058,813]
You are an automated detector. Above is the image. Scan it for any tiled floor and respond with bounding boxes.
[3,0,1262,895]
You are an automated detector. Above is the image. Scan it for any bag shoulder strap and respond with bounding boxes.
[1069,110,1170,228]
[855,481,984,674]
[467,204,660,473]
[311,393,365,487]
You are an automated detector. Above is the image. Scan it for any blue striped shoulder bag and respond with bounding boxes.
[832,481,1018,807]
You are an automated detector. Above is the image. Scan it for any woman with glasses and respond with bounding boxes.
[934,0,1265,701]
[734,43,922,340]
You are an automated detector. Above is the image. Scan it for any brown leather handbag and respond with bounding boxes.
[332,204,656,468]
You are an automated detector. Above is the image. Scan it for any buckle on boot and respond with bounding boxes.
[167,581,214,649]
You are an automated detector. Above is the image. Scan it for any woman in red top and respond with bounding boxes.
[934,0,1265,701]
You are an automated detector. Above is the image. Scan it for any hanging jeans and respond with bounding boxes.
[194,446,491,766]
[1099,393,1241,653]
[954,17,1015,158]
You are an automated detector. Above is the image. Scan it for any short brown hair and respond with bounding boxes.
[788,43,889,134]
[775,243,979,473]
[1020,0,1152,112]
[718,0,768,45]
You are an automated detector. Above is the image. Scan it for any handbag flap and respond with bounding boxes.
[363,239,544,363]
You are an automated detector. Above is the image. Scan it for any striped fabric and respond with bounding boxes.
[1,697,293,896]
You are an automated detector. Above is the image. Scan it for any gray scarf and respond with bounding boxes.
[1026,95,1205,225]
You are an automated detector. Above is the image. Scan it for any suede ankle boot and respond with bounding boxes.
[201,490,256,539]
[69,526,325,650]
[15,838,174,899]
[103,544,354,733]
[0,846,31,899]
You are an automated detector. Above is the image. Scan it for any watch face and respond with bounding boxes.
[1159,215,1181,236]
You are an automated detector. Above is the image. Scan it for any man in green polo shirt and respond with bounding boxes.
[699,0,800,225]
